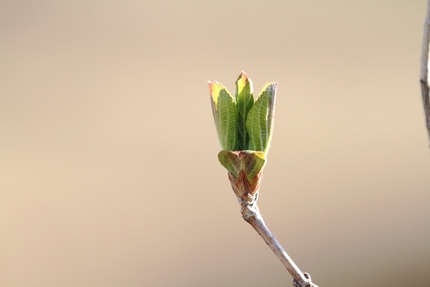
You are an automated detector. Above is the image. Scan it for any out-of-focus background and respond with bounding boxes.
[1,1,429,286]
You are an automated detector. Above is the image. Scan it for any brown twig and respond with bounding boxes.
[238,197,318,287]
[227,168,318,286]
[420,0,430,142]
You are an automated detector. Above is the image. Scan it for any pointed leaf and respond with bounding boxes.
[246,82,277,153]
[208,81,238,150]
[235,72,254,150]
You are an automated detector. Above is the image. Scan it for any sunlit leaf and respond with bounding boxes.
[246,82,277,152]
[208,81,238,150]
[235,72,254,150]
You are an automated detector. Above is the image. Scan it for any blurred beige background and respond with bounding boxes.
[1,1,430,286]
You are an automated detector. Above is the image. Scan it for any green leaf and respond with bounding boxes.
[246,82,277,153]
[235,72,254,150]
[218,150,266,181]
[208,81,238,150]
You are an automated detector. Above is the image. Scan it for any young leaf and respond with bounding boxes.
[246,82,277,153]
[218,150,266,181]
[235,72,254,150]
[208,81,238,150]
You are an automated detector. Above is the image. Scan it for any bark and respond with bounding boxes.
[420,0,430,142]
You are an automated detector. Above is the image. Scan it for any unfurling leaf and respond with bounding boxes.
[246,82,277,153]
[208,81,238,151]
[235,72,254,150]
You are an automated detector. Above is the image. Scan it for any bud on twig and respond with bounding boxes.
[208,72,318,287]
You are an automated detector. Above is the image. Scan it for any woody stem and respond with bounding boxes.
[239,200,318,287]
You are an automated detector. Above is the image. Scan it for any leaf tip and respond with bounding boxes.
[236,71,253,88]
[237,70,248,79]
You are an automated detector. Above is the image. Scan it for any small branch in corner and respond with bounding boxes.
[420,0,430,143]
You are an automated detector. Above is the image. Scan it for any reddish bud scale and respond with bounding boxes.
[228,170,262,205]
